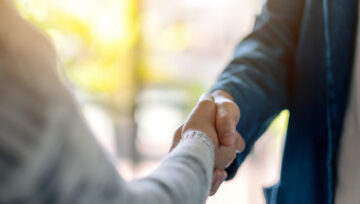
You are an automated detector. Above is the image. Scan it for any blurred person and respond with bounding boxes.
[0,1,244,203]
[172,0,360,203]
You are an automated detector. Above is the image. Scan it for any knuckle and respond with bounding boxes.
[225,101,240,114]
[218,101,240,121]
[221,100,234,107]
[198,98,215,108]
[218,114,233,123]
[220,100,237,109]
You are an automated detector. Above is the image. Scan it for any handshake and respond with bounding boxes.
[170,90,246,195]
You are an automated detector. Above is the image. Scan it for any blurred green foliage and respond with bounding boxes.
[16,0,140,95]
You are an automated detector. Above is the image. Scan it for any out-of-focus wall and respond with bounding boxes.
[16,0,290,203]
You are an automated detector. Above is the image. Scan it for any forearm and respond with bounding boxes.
[211,0,304,179]
[1,100,214,204]
[128,131,214,204]
[0,38,214,204]
[213,0,305,115]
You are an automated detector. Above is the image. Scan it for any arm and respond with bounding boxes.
[210,0,305,180]
[0,83,215,204]
[128,132,214,204]
[0,2,215,203]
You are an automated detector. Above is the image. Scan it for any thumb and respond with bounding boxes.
[169,125,183,152]
[210,169,227,196]
[216,106,238,146]
[235,131,246,152]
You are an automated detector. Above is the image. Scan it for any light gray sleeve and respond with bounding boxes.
[0,67,215,204]
[0,6,215,202]
[127,131,215,204]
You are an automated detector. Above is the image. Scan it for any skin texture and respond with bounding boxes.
[171,90,245,196]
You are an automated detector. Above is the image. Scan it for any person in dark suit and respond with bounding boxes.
[173,0,359,203]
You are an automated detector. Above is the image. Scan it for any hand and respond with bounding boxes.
[170,90,245,195]
[179,93,219,148]
[210,90,246,195]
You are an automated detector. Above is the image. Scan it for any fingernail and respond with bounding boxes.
[223,132,235,145]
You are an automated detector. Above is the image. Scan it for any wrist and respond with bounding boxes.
[182,129,219,148]
[180,131,217,160]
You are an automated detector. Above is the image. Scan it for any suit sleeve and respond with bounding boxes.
[210,0,305,180]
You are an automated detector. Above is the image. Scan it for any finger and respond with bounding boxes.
[198,93,214,104]
[235,131,246,153]
[214,145,236,169]
[210,169,227,196]
[169,125,183,152]
[216,106,237,146]
[182,93,217,145]
[188,93,216,122]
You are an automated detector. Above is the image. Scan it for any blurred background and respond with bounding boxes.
[16,0,289,203]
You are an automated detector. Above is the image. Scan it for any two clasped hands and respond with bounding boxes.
[171,90,246,196]
[0,1,245,203]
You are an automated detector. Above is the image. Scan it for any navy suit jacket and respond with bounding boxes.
[211,0,358,203]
